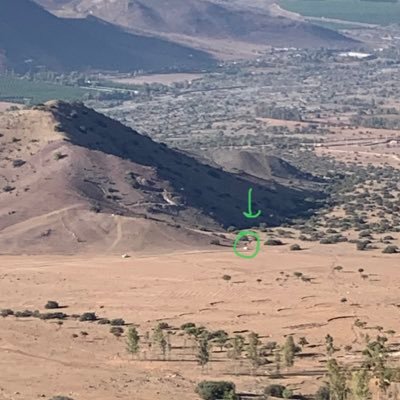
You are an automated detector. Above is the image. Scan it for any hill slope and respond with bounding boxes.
[0,0,214,73]
[0,101,322,254]
[34,0,357,49]
[204,149,317,183]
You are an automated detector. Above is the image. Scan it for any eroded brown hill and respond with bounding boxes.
[0,101,321,254]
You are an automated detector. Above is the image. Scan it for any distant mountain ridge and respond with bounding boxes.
[0,0,215,73]
[34,0,358,50]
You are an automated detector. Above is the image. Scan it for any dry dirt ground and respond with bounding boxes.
[0,102,21,112]
[1,239,400,400]
[257,116,400,167]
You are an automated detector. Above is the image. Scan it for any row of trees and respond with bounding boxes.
[124,322,400,399]
[125,322,300,374]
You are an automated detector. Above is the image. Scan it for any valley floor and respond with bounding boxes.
[1,242,400,399]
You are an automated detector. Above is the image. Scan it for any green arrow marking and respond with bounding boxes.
[243,188,261,219]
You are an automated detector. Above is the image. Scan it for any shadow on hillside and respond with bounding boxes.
[49,101,326,228]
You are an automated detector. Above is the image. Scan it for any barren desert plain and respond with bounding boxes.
[1,229,400,400]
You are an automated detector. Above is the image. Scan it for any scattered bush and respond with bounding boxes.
[320,235,347,244]
[359,230,372,238]
[265,239,284,246]
[110,326,124,337]
[12,159,26,167]
[110,318,125,326]
[356,240,370,251]
[282,388,293,399]
[382,245,398,254]
[181,322,196,331]
[195,381,236,400]
[15,310,34,318]
[54,152,67,160]
[0,309,14,317]
[39,312,67,320]
[383,235,395,241]
[290,244,301,251]
[264,384,286,398]
[79,312,97,322]
[3,185,15,193]
[45,301,60,309]
[157,322,170,330]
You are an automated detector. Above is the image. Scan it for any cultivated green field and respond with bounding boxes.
[0,76,88,104]
[279,0,400,25]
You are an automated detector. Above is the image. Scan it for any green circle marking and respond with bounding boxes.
[233,230,261,259]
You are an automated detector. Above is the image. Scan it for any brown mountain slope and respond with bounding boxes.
[0,101,322,254]
[34,0,357,50]
[204,148,317,183]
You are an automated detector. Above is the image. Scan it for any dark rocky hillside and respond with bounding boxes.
[0,0,215,73]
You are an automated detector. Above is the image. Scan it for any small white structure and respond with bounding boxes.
[338,51,374,60]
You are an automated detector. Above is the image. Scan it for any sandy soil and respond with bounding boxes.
[1,240,399,400]
[0,102,21,112]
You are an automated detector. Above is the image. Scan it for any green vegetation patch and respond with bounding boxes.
[279,0,400,25]
[0,76,88,105]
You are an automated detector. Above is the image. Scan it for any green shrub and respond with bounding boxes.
[282,388,293,399]
[110,318,125,326]
[45,300,60,309]
[265,239,284,246]
[79,312,97,322]
[181,322,196,331]
[157,322,170,329]
[195,381,236,400]
[110,326,124,337]
[356,240,370,251]
[320,234,347,244]
[290,244,301,251]
[359,230,372,238]
[39,312,67,320]
[0,309,14,317]
[315,386,330,400]
[382,245,398,254]
[264,384,286,398]
[15,310,34,318]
